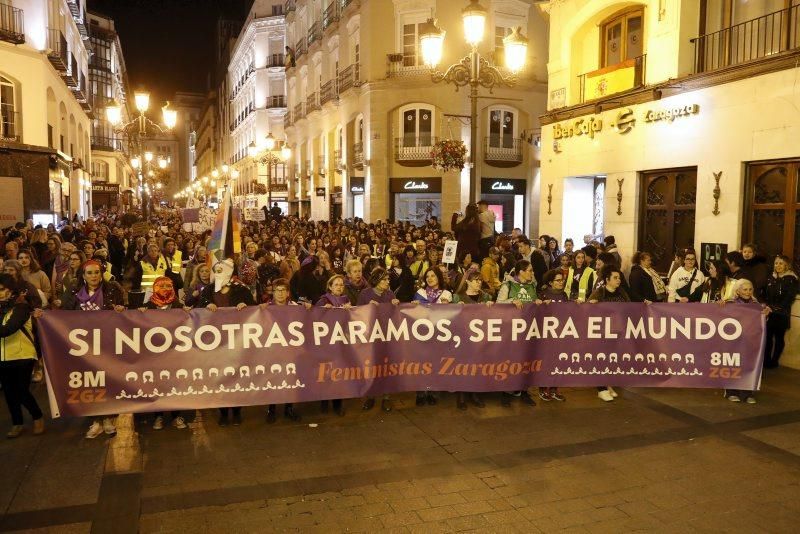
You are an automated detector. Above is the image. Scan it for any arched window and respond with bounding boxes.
[601,7,644,67]
[488,106,517,149]
[0,75,18,141]
[399,103,434,148]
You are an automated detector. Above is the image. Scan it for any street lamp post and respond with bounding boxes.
[248,133,291,211]
[105,91,177,218]
[420,0,528,203]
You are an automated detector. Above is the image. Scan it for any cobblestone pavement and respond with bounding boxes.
[2,368,800,533]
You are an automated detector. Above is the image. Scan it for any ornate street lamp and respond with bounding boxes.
[420,0,528,202]
[106,91,176,217]
[249,132,291,209]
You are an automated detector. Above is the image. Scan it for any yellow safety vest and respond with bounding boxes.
[565,266,595,301]
[0,308,36,362]
[166,251,182,274]
[141,256,169,290]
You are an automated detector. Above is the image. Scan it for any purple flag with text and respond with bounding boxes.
[37,303,766,417]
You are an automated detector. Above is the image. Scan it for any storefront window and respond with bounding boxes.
[394,193,440,225]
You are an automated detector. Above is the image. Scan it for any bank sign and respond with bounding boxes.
[552,103,700,144]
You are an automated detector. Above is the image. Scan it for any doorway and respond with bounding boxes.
[638,167,697,273]
[561,176,605,246]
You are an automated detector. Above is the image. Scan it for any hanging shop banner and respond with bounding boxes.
[38,303,766,417]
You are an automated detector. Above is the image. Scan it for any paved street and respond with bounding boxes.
[2,369,800,533]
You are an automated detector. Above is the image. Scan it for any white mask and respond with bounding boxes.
[211,259,234,292]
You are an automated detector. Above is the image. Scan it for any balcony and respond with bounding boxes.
[89,56,112,71]
[266,53,285,69]
[333,149,343,171]
[62,53,80,88]
[338,64,361,94]
[285,0,295,13]
[307,22,322,48]
[320,79,338,105]
[323,2,339,30]
[267,95,286,109]
[577,54,646,104]
[318,155,326,174]
[692,5,800,74]
[293,102,305,121]
[91,136,123,152]
[484,138,523,167]
[284,110,294,128]
[353,142,364,168]
[46,28,68,72]
[394,137,437,166]
[0,4,25,45]
[306,92,320,114]
[295,37,307,59]
[0,111,21,142]
[339,0,357,15]
[386,53,429,78]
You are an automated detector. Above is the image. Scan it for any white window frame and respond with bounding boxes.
[487,105,518,150]
[0,74,18,140]
[398,103,435,149]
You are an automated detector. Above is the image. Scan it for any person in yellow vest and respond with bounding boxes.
[128,244,169,307]
[162,238,184,282]
[564,250,595,302]
[0,273,45,438]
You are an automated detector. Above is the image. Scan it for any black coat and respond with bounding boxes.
[741,256,769,297]
[763,273,798,318]
[196,282,255,308]
[61,281,125,310]
[628,264,659,303]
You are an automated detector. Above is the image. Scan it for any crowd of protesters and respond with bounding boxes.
[0,200,796,439]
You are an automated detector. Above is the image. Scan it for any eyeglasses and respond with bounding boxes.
[553,278,565,283]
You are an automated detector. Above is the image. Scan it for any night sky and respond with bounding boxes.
[87,0,251,102]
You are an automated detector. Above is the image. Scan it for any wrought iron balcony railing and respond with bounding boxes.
[308,21,322,47]
[267,95,287,108]
[0,4,25,45]
[691,4,800,73]
[320,79,338,105]
[46,28,68,72]
[394,136,437,164]
[484,137,523,166]
[266,53,286,68]
[338,64,360,93]
[353,142,364,168]
[577,54,646,104]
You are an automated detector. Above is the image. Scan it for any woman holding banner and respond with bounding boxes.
[61,259,126,438]
[197,259,256,427]
[140,276,190,431]
[0,273,45,438]
[315,274,350,416]
[413,268,452,407]
[588,266,630,402]
[453,269,493,410]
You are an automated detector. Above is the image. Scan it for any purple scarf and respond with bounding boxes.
[318,293,351,307]
[76,285,104,311]
[425,286,444,303]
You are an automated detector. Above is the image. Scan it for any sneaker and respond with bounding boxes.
[102,418,116,435]
[33,417,45,435]
[381,398,392,412]
[173,416,187,429]
[86,421,103,439]
[598,390,615,402]
[551,392,566,402]
[6,425,23,439]
[521,391,536,406]
[607,386,619,398]
[362,398,375,411]
[32,368,43,383]
[538,391,552,402]
[152,416,164,430]
[728,395,741,402]
[745,397,757,404]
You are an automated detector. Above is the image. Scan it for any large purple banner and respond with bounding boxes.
[38,303,765,417]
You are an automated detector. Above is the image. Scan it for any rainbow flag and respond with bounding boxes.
[207,190,241,265]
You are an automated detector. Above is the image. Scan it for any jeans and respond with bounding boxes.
[0,360,44,425]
